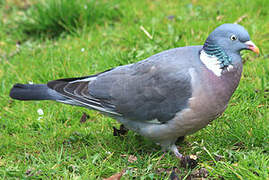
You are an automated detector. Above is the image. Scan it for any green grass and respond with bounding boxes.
[17,0,121,39]
[0,0,268,179]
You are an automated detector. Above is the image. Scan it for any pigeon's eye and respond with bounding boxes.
[230,35,237,41]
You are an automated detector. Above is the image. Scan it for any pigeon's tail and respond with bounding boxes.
[10,83,65,101]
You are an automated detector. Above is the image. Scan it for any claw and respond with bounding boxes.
[113,124,129,136]
[180,155,198,169]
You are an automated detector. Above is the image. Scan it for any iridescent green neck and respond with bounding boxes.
[203,40,232,69]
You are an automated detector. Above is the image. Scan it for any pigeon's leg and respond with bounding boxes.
[116,117,197,168]
[170,144,198,169]
[170,144,183,159]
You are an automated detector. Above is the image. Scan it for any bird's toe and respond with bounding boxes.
[113,124,129,136]
[180,155,198,169]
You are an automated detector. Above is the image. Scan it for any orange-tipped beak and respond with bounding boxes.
[245,41,260,54]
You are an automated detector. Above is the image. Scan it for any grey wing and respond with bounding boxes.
[89,60,193,122]
[47,61,192,122]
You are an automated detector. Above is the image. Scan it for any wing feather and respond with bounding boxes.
[47,75,121,116]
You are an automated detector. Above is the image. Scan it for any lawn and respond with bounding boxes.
[0,0,268,179]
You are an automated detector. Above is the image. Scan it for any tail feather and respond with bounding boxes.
[9,68,119,116]
[10,83,64,101]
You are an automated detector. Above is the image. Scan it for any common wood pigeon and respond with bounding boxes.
[10,24,259,160]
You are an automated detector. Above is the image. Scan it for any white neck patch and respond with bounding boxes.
[200,50,223,77]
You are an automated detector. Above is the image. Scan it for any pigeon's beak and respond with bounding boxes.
[245,41,260,54]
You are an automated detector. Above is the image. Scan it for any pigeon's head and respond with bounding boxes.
[204,23,259,55]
